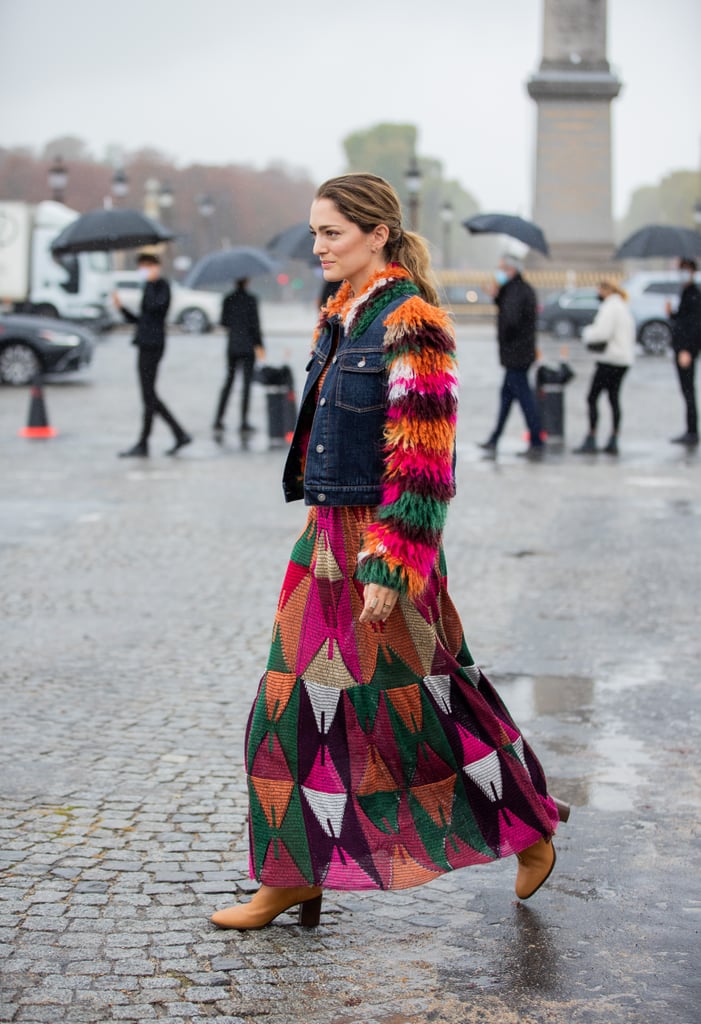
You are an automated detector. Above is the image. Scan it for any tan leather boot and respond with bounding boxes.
[515,838,556,900]
[211,884,323,930]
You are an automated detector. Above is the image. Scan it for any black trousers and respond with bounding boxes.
[137,347,186,444]
[587,362,628,434]
[675,356,698,435]
[214,353,255,428]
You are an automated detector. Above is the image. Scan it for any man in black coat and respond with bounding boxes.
[479,255,544,459]
[666,258,701,446]
[114,253,191,457]
[213,278,265,437]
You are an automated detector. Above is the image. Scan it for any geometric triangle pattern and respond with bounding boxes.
[245,505,560,891]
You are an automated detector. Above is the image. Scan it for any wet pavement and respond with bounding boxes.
[1,304,700,1024]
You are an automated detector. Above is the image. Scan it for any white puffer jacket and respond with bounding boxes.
[582,293,636,367]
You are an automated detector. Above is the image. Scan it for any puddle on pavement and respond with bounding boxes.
[498,672,652,812]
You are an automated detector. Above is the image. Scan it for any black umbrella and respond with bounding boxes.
[463,213,550,256]
[50,208,174,255]
[184,247,278,289]
[266,222,316,265]
[614,224,701,260]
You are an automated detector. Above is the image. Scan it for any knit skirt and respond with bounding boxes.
[245,506,559,891]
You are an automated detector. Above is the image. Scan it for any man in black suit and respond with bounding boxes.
[666,258,701,446]
[213,278,265,438]
[114,253,191,457]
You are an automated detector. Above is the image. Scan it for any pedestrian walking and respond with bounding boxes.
[573,280,635,456]
[666,258,700,447]
[213,278,265,438]
[113,253,191,457]
[478,255,544,460]
[211,173,566,932]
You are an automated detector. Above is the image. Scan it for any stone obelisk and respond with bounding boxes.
[527,0,622,268]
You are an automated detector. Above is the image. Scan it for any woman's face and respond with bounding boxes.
[310,197,386,294]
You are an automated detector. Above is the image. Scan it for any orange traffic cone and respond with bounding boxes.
[19,377,58,439]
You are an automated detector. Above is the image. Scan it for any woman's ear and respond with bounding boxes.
[373,223,390,251]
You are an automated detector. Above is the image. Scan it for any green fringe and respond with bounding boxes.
[355,556,408,593]
[376,492,448,534]
[349,280,419,339]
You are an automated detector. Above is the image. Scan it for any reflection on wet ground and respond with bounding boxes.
[497,672,652,812]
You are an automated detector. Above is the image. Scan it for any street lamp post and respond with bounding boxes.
[197,194,217,254]
[404,157,422,233]
[48,156,68,204]
[694,200,701,233]
[111,168,129,204]
[440,200,454,268]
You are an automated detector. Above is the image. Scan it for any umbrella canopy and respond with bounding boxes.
[266,222,316,265]
[613,224,701,260]
[463,213,550,256]
[184,247,278,289]
[50,208,174,255]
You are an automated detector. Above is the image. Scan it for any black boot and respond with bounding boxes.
[602,435,619,455]
[573,434,597,454]
[119,441,149,458]
[165,433,192,456]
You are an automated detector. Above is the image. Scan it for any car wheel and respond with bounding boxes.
[0,343,42,385]
[34,303,59,318]
[639,319,672,355]
[179,307,210,334]
[551,317,576,339]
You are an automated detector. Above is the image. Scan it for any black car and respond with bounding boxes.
[538,288,600,338]
[0,314,95,385]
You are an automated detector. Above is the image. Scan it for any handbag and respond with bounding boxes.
[586,340,607,353]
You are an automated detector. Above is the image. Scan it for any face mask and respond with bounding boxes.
[138,267,151,281]
[494,269,508,286]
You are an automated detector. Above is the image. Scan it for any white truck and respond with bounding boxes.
[0,200,113,328]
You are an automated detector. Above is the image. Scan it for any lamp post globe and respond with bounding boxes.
[48,156,68,204]
[111,167,129,202]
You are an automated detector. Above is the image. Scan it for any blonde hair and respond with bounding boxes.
[599,279,628,301]
[315,173,441,306]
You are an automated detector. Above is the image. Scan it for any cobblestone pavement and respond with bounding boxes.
[1,306,700,1023]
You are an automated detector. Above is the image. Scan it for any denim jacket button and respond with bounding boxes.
[318,493,326,502]
[332,355,338,363]
[319,397,326,406]
[316,444,325,453]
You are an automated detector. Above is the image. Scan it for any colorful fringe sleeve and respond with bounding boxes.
[356,296,458,600]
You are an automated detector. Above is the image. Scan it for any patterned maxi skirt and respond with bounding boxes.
[245,506,559,891]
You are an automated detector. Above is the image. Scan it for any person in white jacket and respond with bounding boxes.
[574,281,636,455]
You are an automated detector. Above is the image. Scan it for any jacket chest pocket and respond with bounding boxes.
[336,351,386,413]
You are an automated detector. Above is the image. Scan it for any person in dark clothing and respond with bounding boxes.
[666,258,701,446]
[479,255,544,460]
[113,253,191,458]
[213,278,265,437]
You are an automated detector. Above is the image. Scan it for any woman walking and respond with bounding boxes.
[573,280,635,455]
[212,174,565,930]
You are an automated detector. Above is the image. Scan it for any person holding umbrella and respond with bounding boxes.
[113,253,192,458]
[210,173,565,932]
[479,254,544,460]
[666,258,701,447]
[213,278,265,438]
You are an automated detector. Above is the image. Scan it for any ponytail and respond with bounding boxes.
[391,229,440,307]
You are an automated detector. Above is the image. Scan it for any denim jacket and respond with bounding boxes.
[282,295,409,506]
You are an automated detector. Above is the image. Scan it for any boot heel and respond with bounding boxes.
[552,797,570,823]
[298,893,322,927]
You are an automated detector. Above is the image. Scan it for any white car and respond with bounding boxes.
[111,272,222,333]
[622,271,701,355]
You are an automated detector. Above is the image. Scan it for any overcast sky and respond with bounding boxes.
[1,0,699,219]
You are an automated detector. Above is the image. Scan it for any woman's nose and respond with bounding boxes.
[312,235,326,255]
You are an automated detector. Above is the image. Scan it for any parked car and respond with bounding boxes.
[111,272,223,334]
[0,313,95,385]
[621,271,701,355]
[539,273,701,355]
[537,288,600,339]
[441,284,494,306]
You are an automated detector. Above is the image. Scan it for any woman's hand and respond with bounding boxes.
[359,583,399,624]
[678,350,692,369]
